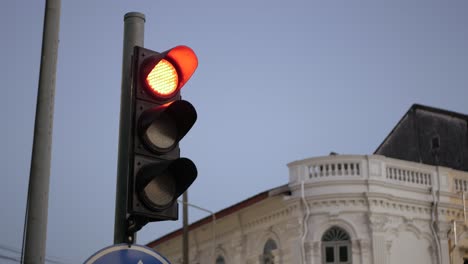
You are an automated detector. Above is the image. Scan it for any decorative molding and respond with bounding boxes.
[312,241,320,255]
[301,241,312,254]
[214,245,228,263]
[305,198,368,211]
[438,207,464,218]
[368,214,390,232]
[436,221,452,239]
[359,239,371,254]
[430,245,437,264]
[386,240,392,264]
[244,205,294,230]
[385,240,392,252]
[351,239,360,254]
[292,191,455,216]
[299,195,459,220]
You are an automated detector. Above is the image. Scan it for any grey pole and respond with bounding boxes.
[114,12,145,244]
[177,199,216,263]
[23,0,61,263]
[182,192,189,264]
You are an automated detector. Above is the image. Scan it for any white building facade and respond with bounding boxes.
[148,154,468,264]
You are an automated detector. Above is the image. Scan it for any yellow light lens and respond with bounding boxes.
[146,59,179,97]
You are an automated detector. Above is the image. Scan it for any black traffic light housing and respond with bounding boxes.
[126,46,198,233]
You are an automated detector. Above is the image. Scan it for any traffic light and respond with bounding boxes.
[127,45,198,232]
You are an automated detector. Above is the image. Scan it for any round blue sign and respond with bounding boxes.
[84,244,170,264]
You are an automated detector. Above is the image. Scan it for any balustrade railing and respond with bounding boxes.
[386,166,432,187]
[454,178,468,192]
[289,155,468,194]
[308,161,361,178]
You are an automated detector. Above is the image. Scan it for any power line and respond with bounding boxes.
[0,244,21,254]
[0,244,73,264]
[0,254,21,262]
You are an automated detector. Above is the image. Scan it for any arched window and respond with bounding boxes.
[262,239,278,264]
[215,255,225,264]
[321,226,352,264]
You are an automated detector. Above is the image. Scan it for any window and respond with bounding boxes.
[215,256,225,264]
[321,226,352,264]
[262,239,278,264]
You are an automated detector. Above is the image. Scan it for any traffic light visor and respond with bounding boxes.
[139,100,197,154]
[166,46,198,90]
[136,158,198,211]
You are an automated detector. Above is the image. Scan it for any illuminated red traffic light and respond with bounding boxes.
[127,45,199,226]
[145,59,179,98]
[140,45,198,101]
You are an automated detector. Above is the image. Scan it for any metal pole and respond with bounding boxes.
[183,192,189,264]
[23,0,61,263]
[114,12,145,244]
[177,200,216,263]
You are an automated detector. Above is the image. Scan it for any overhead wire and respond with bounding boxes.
[0,244,73,264]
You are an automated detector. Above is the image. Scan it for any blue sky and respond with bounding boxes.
[2,0,468,263]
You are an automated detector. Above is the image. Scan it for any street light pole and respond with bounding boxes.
[23,1,61,263]
[182,192,189,264]
[177,199,216,263]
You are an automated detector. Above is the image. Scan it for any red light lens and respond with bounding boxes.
[145,59,179,98]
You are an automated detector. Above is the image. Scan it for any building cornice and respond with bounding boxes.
[147,185,289,248]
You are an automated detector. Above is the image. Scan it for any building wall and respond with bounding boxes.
[153,195,299,263]
[151,155,468,264]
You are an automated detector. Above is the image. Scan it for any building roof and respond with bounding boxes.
[374,103,468,154]
[374,103,468,171]
[146,184,290,248]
